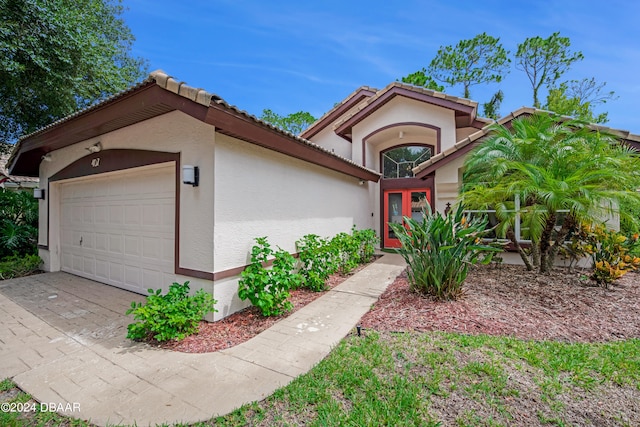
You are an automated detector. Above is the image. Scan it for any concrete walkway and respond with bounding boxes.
[0,254,405,426]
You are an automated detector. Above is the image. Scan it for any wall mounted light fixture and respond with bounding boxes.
[33,188,45,200]
[87,142,102,153]
[183,165,199,187]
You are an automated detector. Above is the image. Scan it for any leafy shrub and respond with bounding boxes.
[564,223,640,286]
[330,231,362,274]
[296,234,339,292]
[0,253,42,280]
[390,205,501,300]
[0,189,38,259]
[126,281,217,342]
[238,237,302,316]
[352,227,378,263]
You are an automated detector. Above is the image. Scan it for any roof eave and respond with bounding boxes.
[334,86,477,140]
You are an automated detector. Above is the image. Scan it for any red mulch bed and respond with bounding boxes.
[360,264,640,343]
[159,265,369,353]
[159,262,639,353]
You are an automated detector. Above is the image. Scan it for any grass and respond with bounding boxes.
[2,332,639,426]
[213,332,640,427]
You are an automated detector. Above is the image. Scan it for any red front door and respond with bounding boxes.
[383,188,431,248]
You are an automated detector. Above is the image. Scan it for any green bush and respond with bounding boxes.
[238,237,302,316]
[390,205,500,300]
[296,234,340,291]
[0,253,42,280]
[0,189,38,259]
[126,281,217,342]
[352,227,378,263]
[330,231,362,274]
[563,223,640,286]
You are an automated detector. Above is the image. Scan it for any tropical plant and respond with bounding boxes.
[390,205,500,300]
[0,253,41,280]
[564,224,640,286]
[0,189,38,259]
[238,237,302,316]
[462,113,640,273]
[126,281,217,342]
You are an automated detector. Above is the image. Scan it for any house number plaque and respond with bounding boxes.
[91,158,100,168]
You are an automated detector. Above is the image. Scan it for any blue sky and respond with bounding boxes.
[123,0,640,132]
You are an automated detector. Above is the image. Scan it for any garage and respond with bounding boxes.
[59,163,176,294]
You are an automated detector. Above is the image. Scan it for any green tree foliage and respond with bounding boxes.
[427,32,510,99]
[399,68,444,91]
[515,32,584,108]
[482,90,504,120]
[0,188,38,259]
[462,113,640,273]
[260,109,317,135]
[544,78,616,123]
[0,0,147,142]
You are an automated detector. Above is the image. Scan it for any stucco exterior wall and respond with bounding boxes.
[212,133,373,318]
[38,111,216,291]
[351,97,457,166]
[307,125,352,159]
[434,155,465,213]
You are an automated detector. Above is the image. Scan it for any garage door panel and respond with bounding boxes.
[109,263,124,284]
[109,205,123,225]
[60,164,175,294]
[124,204,140,226]
[83,206,93,223]
[95,260,108,280]
[95,205,108,224]
[142,237,161,259]
[109,235,123,254]
[84,257,95,275]
[124,235,139,256]
[95,233,108,251]
[124,265,141,288]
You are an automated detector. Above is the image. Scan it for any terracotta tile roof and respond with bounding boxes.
[300,86,377,138]
[151,70,219,106]
[10,70,380,179]
[332,81,479,132]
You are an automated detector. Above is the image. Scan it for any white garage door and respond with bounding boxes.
[60,164,176,294]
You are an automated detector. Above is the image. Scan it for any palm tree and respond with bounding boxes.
[461,113,640,273]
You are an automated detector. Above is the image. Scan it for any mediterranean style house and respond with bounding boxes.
[8,70,640,319]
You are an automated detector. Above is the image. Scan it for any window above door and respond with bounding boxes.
[382,145,432,179]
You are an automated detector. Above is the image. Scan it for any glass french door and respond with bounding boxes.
[383,188,431,248]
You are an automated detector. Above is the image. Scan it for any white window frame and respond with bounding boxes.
[465,196,569,243]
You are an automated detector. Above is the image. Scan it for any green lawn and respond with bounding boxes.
[210,332,639,427]
[2,332,639,426]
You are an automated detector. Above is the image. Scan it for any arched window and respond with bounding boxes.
[382,145,432,179]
